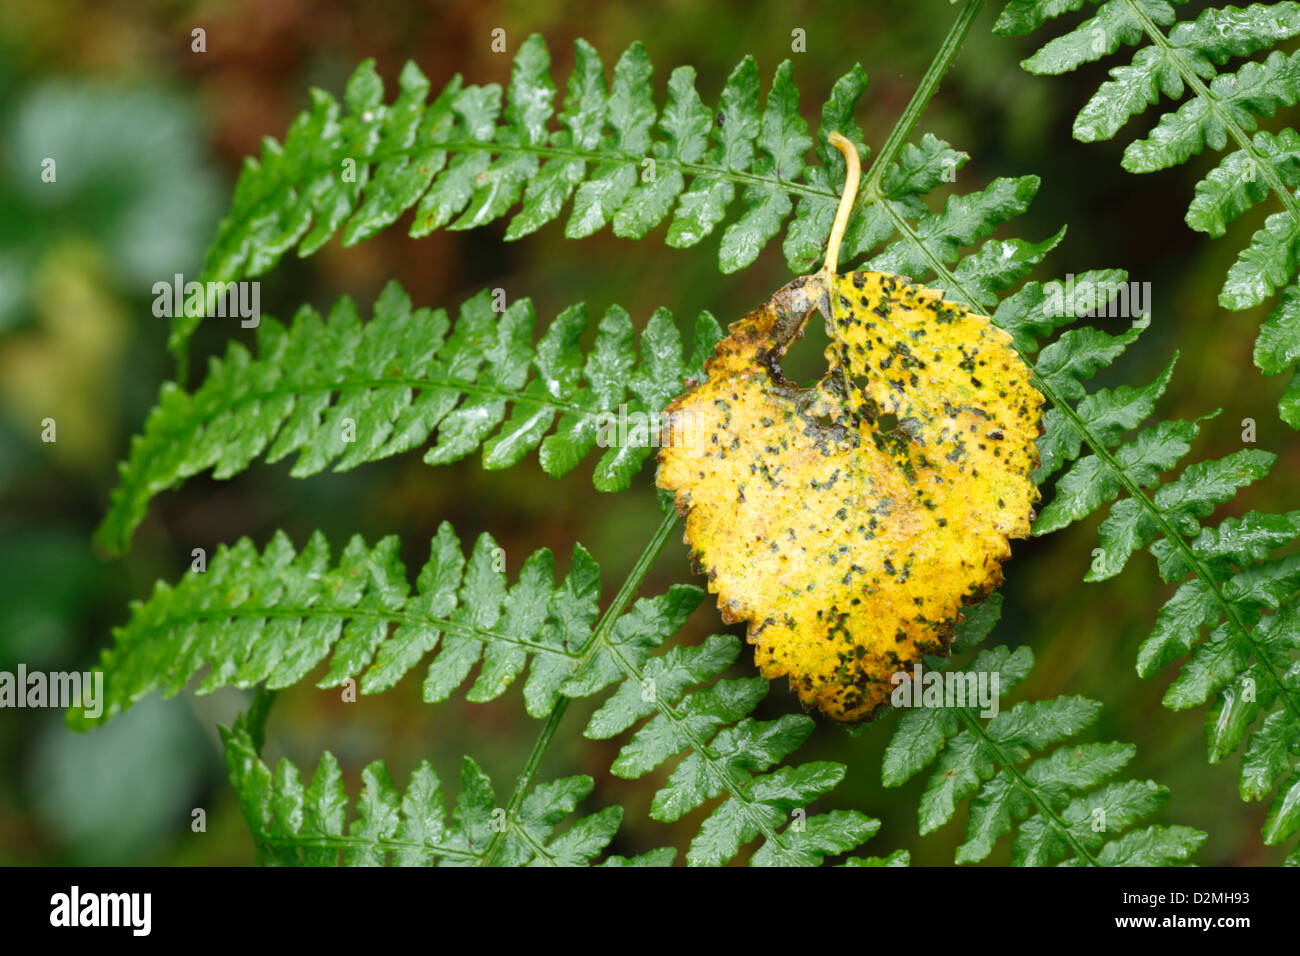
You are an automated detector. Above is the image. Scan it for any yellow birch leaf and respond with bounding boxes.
[656,134,1043,722]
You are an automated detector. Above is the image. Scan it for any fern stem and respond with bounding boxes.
[576,525,820,859]
[1120,0,1300,232]
[391,142,841,200]
[206,376,586,421]
[574,508,682,674]
[480,508,680,866]
[246,685,277,755]
[149,605,577,659]
[128,373,589,457]
[957,707,1102,865]
[1049,398,1300,729]
[261,831,477,861]
[862,0,986,198]
[482,700,570,866]
[198,145,843,297]
[592,604,793,854]
[510,823,561,866]
[876,199,1300,732]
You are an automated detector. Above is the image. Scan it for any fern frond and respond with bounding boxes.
[107,128,1064,556]
[171,35,861,358]
[803,90,1300,849]
[997,0,1300,425]
[883,598,1206,865]
[865,173,1063,310]
[96,281,719,555]
[76,522,701,728]
[170,34,1066,365]
[94,517,904,866]
[1009,286,1300,857]
[847,137,1300,856]
[584,632,899,866]
[221,709,648,866]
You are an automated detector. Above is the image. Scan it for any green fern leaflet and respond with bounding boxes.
[997,0,1300,427]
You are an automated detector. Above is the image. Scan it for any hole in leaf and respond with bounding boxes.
[778,312,835,388]
[877,412,899,432]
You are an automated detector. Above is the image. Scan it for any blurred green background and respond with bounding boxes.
[0,0,1294,865]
